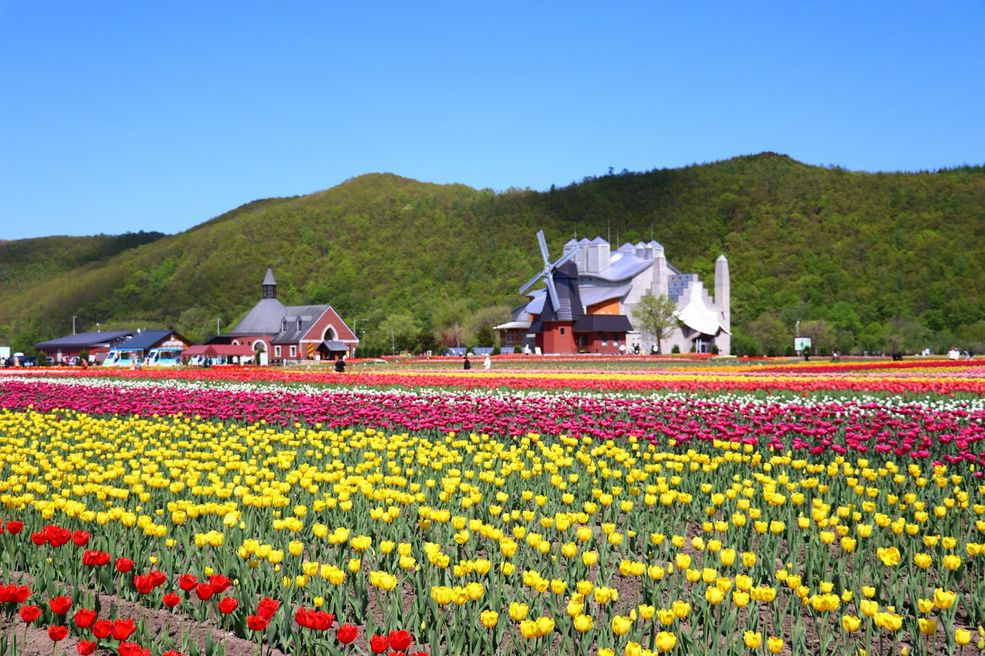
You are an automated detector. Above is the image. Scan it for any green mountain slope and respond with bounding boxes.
[2,154,985,355]
[0,232,165,292]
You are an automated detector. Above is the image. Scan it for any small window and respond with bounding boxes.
[560,327,565,335]
[274,346,282,357]
[290,345,297,357]
[297,319,303,332]
[281,319,287,332]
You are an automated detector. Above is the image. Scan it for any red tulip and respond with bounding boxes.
[5,520,23,534]
[118,643,151,656]
[369,634,389,653]
[246,615,269,631]
[76,640,98,656]
[92,618,113,639]
[195,582,213,601]
[133,574,154,595]
[115,557,135,573]
[73,608,97,629]
[162,592,181,608]
[218,596,238,614]
[257,596,279,619]
[48,595,72,615]
[338,623,359,644]
[19,604,42,623]
[148,569,167,587]
[208,573,231,593]
[48,625,69,641]
[178,574,198,592]
[82,550,111,567]
[111,617,136,641]
[388,629,413,651]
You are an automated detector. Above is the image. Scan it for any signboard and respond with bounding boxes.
[161,339,187,348]
[794,336,813,352]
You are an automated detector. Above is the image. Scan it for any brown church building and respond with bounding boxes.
[226,268,358,364]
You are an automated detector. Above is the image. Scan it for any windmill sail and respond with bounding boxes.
[519,230,579,316]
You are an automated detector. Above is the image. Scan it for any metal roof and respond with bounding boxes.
[208,344,255,357]
[580,284,632,308]
[321,340,348,351]
[493,320,531,331]
[115,329,182,351]
[262,267,277,286]
[36,330,133,350]
[524,284,631,315]
[272,304,332,344]
[574,314,634,333]
[581,251,653,282]
[228,298,287,335]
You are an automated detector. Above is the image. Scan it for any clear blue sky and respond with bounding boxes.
[2,1,983,240]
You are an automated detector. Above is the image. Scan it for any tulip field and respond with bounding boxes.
[0,359,983,656]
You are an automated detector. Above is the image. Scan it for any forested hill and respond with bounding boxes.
[2,153,985,356]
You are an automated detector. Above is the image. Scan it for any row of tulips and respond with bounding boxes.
[5,359,985,394]
[1,545,427,656]
[0,388,983,654]
[1,378,983,467]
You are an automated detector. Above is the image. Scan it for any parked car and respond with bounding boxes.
[3,354,36,367]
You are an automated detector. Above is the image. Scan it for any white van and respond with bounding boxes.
[102,350,135,367]
[147,347,183,366]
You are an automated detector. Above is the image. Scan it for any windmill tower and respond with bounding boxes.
[519,230,586,353]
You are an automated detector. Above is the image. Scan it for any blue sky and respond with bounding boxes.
[1,1,983,240]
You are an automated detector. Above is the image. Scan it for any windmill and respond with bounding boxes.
[518,230,579,320]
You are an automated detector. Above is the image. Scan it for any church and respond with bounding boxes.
[224,268,359,364]
[496,234,730,355]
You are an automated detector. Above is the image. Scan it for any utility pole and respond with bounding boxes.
[391,330,396,355]
[216,318,221,336]
[72,315,77,335]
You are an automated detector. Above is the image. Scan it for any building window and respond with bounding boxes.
[560,327,565,335]
[274,346,282,357]
[282,319,287,332]
[297,319,303,332]
[290,345,297,358]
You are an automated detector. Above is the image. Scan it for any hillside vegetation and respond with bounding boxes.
[2,153,984,356]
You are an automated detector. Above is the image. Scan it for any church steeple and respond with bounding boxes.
[262,267,277,299]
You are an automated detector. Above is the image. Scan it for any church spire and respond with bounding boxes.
[262,267,277,299]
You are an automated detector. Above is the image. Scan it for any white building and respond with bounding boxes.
[498,237,730,354]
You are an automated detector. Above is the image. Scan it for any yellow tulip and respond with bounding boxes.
[743,631,762,649]
[655,631,677,653]
[480,610,499,628]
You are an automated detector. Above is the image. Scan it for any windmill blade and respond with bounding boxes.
[519,270,546,295]
[551,247,578,270]
[545,276,561,317]
[536,230,551,267]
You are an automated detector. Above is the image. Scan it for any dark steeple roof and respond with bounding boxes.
[262,267,277,300]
